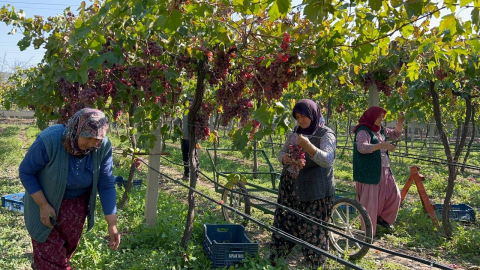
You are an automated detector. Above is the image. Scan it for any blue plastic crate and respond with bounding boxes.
[435,204,476,223]
[334,196,356,214]
[202,224,258,268]
[114,176,142,189]
[1,192,25,213]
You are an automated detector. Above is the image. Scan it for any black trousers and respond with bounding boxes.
[181,139,189,177]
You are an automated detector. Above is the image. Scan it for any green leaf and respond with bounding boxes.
[260,59,272,68]
[368,0,382,11]
[440,14,457,34]
[269,1,281,22]
[232,129,248,150]
[407,61,420,81]
[467,40,480,51]
[276,0,291,14]
[404,0,423,19]
[303,4,319,22]
[401,24,414,37]
[274,113,290,135]
[165,10,182,33]
[273,102,285,114]
[428,61,437,72]
[79,63,88,84]
[460,0,473,6]
[75,19,83,29]
[409,50,418,63]
[472,8,479,27]
[253,104,274,127]
[391,0,402,8]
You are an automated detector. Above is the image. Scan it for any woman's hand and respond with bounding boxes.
[39,203,56,228]
[297,134,317,157]
[381,142,396,152]
[108,224,121,250]
[297,134,311,149]
[105,214,120,250]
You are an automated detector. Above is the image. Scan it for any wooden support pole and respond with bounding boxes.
[145,127,162,226]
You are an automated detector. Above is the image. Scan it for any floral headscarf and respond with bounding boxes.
[352,106,387,133]
[62,108,109,156]
[292,99,325,135]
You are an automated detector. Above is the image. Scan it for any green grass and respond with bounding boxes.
[1,122,479,269]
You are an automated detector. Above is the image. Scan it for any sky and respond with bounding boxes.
[0,0,83,71]
[0,0,474,71]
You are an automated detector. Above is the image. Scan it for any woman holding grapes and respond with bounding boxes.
[270,99,336,268]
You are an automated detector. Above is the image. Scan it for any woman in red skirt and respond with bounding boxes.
[19,108,121,269]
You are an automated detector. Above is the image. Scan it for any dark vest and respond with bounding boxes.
[353,126,384,185]
[294,126,336,202]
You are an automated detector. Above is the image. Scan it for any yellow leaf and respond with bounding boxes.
[354,65,360,75]
[446,88,452,97]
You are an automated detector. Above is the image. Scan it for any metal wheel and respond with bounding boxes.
[221,181,251,225]
[328,197,373,260]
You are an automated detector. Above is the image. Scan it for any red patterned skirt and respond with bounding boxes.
[32,193,88,270]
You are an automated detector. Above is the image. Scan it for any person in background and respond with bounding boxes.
[181,98,193,180]
[270,99,336,269]
[352,106,404,235]
[19,108,120,270]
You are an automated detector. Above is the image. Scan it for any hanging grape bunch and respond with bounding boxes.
[249,120,260,140]
[134,158,142,172]
[251,32,303,101]
[194,103,214,140]
[287,144,306,178]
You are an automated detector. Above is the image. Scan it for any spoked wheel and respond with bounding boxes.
[328,197,373,260]
[221,181,251,225]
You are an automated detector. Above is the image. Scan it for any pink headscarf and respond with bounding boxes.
[353,106,386,133]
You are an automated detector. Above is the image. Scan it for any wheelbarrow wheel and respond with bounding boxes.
[328,197,373,260]
[221,181,251,225]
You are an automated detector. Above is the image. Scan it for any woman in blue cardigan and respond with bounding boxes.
[19,108,120,270]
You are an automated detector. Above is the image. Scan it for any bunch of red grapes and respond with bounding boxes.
[134,158,142,172]
[207,46,237,85]
[249,120,260,140]
[287,144,306,178]
[194,103,214,141]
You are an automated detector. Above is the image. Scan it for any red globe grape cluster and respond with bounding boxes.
[134,158,142,171]
[435,69,447,81]
[249,120,260,140]
[220,98,253,126]
[207,46,237,85]
[78,87,99,106]
[194,103,214,140]
[251,54,303,100]
[287,144,306,178]
[177,55,196,78]
[146,41,163,57]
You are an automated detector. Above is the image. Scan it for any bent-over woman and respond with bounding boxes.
[19,108,120,269]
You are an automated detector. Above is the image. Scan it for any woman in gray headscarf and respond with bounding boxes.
[270,99,336,268]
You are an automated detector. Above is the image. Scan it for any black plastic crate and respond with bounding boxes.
[1,192,25,213]
[435,204,476,223]
[202,224,258,268]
